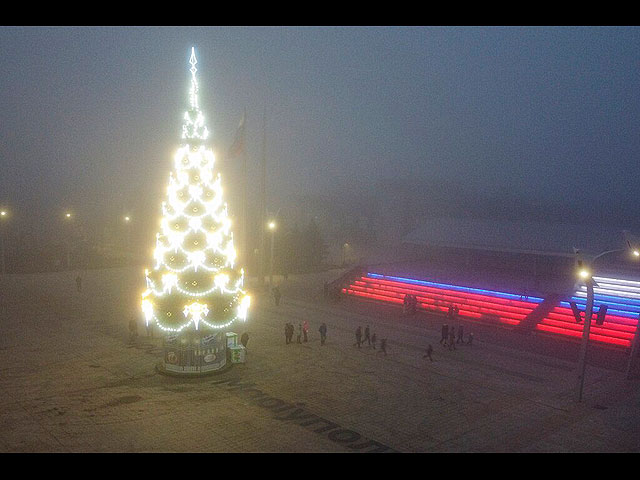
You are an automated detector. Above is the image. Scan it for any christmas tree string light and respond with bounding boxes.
[142,47,250,334]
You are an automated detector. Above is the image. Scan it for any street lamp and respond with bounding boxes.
[64,212,73,269]
[575,243,639,402]
[124,215,131,256]
[0,209,8,275]
[342,242,349,266]
[268,220,276,289]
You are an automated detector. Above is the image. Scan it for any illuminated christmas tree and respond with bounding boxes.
[141,48,250,374]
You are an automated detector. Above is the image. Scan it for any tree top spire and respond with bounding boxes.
[182,46,209,142]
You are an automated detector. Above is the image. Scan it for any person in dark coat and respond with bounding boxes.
[355,326,362,348]
[128,317,138,343]
[457,325,464,344]
[285,323,290,344]
[448,327,456,351]
[286,323,294,344]
[319,323,327,345]
[240,332,249,349]
[379,338,387,355]
[423,344,433,361]
[273,286,281,306]
[364,325,371,346]
[440,324,449,345]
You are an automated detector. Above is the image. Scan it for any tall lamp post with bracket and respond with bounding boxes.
[574,237,640,402]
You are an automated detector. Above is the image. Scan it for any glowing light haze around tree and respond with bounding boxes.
[141,47,250,333]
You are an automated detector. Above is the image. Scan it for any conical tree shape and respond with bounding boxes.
[141,48,250,333]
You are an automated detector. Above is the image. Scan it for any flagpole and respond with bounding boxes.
[260,106,266,287]
[241,107,247,276]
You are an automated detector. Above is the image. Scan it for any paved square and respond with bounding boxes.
[0,266,639,452]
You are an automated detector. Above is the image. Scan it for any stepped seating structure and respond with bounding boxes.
[342,272,640,348]
[536,275,640,347]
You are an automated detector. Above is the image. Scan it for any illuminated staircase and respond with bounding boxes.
[536,276,640,347]
[342,272,639,348]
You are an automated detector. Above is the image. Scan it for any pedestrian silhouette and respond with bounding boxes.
[371,332,377,349]
[297,323,302,344]
[448,328,456,350]
[273,286,282,306]
[303,320,309,343]
[364,325,371,346]
[440,323,449,345]
[319,322,327,345]
[379,338,387,355]
[467,332,474,346]
[355,326,362,348]
[423,344,433,361]
[240,332,249,349]
[128,317,138,343]
[457,325,464,344]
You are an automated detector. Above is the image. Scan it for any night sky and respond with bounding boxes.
[1,26,640,242]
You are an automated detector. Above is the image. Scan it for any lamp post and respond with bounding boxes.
[64,212,73,269]
[0,210,8,275]
[342,242,349,266]
[575,246,639,402]
[124,215,131,256]
[268,220,276,290]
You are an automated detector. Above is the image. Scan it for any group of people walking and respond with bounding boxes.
[354,325,386,354]
[439,323,474,350]
[279,286,475,362]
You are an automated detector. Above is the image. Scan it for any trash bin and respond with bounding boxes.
[226,332,238,348]
[230,345,246,364]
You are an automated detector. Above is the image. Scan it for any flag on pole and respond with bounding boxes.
[228,112,246,159]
